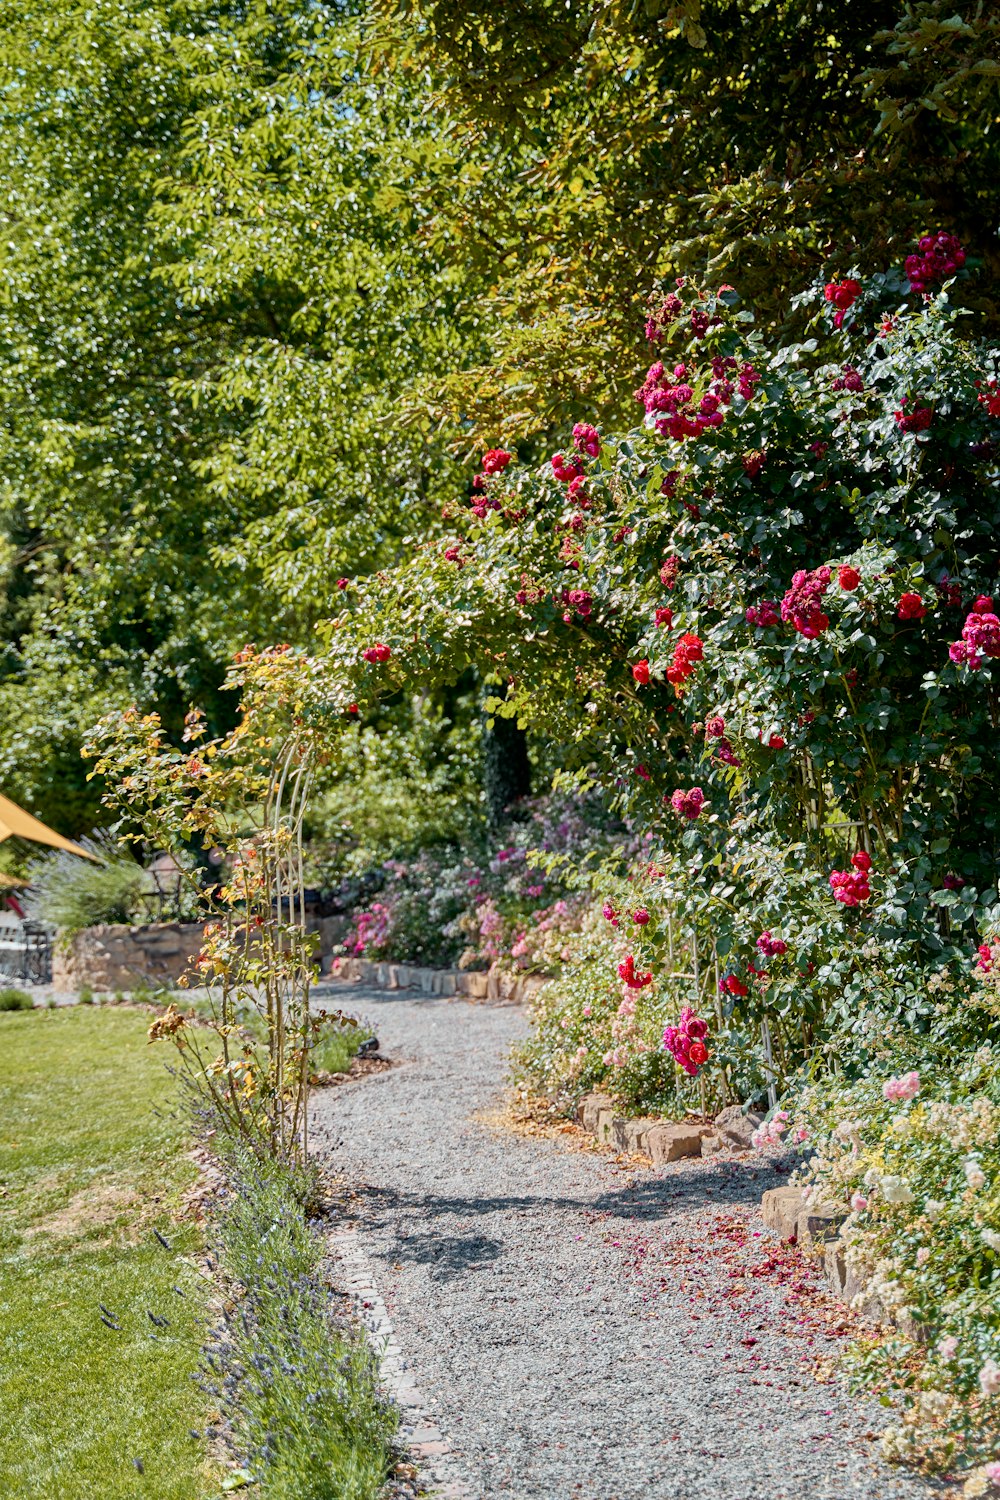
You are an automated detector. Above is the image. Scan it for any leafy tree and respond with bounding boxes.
[0,0,484,833]
[373,0,1000,439]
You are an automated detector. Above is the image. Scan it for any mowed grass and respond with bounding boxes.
[0,1005,214,1500]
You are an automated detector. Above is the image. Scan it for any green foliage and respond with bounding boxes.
[209,1141,397,1499]
[0,987,32,1011]
[26,849,147,938]
[0,1006,210,1498]
[306,706,485,886]
[310,1022,367,1077]
[372,0,1000,439]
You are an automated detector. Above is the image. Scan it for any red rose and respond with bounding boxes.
[838,566,861,592]
[897,592,927,621]
[632,659,651,685]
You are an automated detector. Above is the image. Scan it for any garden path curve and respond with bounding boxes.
[310,987,938,1500]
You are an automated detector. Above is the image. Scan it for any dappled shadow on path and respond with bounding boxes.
[342,1155,789,1277]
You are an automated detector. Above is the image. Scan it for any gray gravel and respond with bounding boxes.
[311,988,939,1500]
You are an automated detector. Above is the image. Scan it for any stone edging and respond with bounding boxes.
[761,1185,895,1327]
[578,1094,893,1327]
[576,1092,763,1161]
[330,1225,467,1499]
[328,955,547,1007]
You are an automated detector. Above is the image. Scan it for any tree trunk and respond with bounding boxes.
[483,706,532,832]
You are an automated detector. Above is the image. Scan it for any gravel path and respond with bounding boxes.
[311,988,938,1500]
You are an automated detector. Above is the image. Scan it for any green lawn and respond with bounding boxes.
[0,1005,215,1500]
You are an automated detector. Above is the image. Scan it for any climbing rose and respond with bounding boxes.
[904,232,965,293]
[897,592,927,621]
[948,603,1000,669]
[831,363,864,392]
[705,715,725,739]
[781,567,831,638]
[654,606,674,629]
[481,448,512,475]
[336,576,349,589]
[742,449,766,478]
[362,643,391,664]
[618,954,652,989]
[572,422,600,458]
[551,452,584,483]
[670,786,705,820]
[895,402,933,433]
[977,380,1000,419]
[659,555,681,589]
[824,277,862,328]
[667,633,703,687]
[632,659,651,685]
[663,1006,711,1076]
[756,931,788,958]
[714,737,741,767]
[746,600,780,628]
[443,545,465,568]
[838,565,861,592]
[602,902,620,927]
[766,733,786,750]
[633,909,650,926]
[883,1071,920,1103]
[561,587,592,620]
[719,973,748,997]
[829,852,872,906]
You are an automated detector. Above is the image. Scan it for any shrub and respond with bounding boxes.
[789,1014,1000,1474]
[26,843,146,938]
[0,988,33,1011]
[204,1142,397,1499]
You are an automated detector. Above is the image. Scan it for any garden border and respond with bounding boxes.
[574,1091,891,1325]
[326,956,547,1006]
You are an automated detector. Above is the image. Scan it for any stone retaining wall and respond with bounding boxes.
[327,955,548,1006]
[51,921,206,992]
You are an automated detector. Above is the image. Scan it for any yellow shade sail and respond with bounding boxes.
[0,793,98,861]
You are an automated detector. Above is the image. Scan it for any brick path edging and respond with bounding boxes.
[330,1226,468,1498]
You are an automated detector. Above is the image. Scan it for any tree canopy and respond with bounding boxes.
[0,0,996,833]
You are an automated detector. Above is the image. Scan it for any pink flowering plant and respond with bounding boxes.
[787,1016,1000,1474]
[262,242,1000,1120]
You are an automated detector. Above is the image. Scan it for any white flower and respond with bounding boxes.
[978,1358,1000,1398]
[965,1160,988,1191]
[924,1198,947,1221]
[916,1389,949,1419]
[937,1335,959,1362]
[881,1175,914,1205]
[983,1228,1000,1253]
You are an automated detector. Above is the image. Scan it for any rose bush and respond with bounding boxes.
[788,1012,1000,1475]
